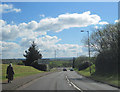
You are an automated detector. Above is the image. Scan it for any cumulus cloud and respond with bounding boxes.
[0,41,24,59]
[0,33,86,58]
[0,20,6,26]
[1,38,85,58]
[115,19,120,23]
[99,21,109,25]
[19,35,83,58]
[0,41,20,52]
[36,11,101,32]
[1,11,109,58]
[0,20,46,41]
[0,4,21,13]
[1,24,19,40]
[94,26,103,29]
[94,26,99,29]
[1,11,102,41]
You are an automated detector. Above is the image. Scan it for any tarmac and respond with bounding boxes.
[2,72,54,91]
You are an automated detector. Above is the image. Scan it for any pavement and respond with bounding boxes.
[2,71,54,90]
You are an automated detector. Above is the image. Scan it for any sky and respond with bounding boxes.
[0,2,118,59]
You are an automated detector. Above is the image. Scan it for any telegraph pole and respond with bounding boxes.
[87,31,91,74]
[81,30,91,75]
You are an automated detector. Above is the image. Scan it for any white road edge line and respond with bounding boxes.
[66,76,83,92]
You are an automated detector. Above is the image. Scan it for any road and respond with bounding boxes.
[18,70,119,91]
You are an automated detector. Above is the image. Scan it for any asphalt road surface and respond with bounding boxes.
[18,70,119,91]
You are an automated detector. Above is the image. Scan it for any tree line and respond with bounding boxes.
[75,22,119,75]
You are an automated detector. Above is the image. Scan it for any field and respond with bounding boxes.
[49,60,72,68]
[2,64,43,81]
[76,64,119,87]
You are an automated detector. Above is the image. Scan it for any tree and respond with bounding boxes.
[89,24,118,53]
[84,22,119,74]
[23,41,42,66]
[74,55,88,69]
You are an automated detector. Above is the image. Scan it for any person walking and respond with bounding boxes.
[6,63,14,83]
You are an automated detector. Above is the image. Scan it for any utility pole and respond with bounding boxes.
[87,31,91,74]
[73,57,75,68]
[81,30,91,75]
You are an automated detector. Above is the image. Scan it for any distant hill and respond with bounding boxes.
[2,57,75,64]
[2,59,24,64]
[43,57,75,62]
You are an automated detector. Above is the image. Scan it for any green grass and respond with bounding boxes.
[2,64,43,81]
[49,61,64,66]
[49,61,72,67]
[76,64,119,87]
[92,74,119,87]
[78,64,96,77]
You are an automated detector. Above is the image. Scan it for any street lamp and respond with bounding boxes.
[81,30,91,75]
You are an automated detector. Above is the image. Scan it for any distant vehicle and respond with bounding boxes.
[63,68,67,71]
[70,68,74,71]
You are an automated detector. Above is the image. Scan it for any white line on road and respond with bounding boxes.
[66,76,83,92]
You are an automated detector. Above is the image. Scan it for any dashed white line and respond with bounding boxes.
[66,76,83,92]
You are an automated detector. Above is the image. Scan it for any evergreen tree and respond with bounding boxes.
[23,41,42,66]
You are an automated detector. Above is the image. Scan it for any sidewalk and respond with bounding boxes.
[2,72,54,90]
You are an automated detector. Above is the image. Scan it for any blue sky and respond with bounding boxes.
[1,2,118,59]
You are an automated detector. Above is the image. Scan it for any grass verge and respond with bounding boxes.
[76,64,119,87]
[2,64,43,81]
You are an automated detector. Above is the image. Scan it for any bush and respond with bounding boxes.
[17,62,24,65]
[32,62,47,71]
[74,56,87,69]
[95,50,118,74]
[79,62,90,71]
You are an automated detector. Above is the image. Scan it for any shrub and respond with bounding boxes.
[17,62,24,65]
[79,62,90,71]
[32,62,47,71]
[95,50,118,74]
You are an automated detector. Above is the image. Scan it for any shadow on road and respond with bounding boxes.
[69,77,94,83]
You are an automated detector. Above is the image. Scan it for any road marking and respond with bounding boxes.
[69,84,72,86]
[66,76,83,92]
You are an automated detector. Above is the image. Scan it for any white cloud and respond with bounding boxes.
[94,26,103,29]
[0,19,6,25]
[0,20,47,41]
[1,11,109,58]
[1,11,102,41]
[0,34,87,58]
[0,4,21,13]
[19,35,84,58]
[1,24,19,40]
[94,26,99,29]
[115,19,120,23]
[0,41,20,52]
[99,21,109,25]
[36,11,101,32]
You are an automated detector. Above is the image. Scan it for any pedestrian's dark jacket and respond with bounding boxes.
[7,65,14,80]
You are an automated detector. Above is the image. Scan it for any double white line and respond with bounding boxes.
[66,76,83,92]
